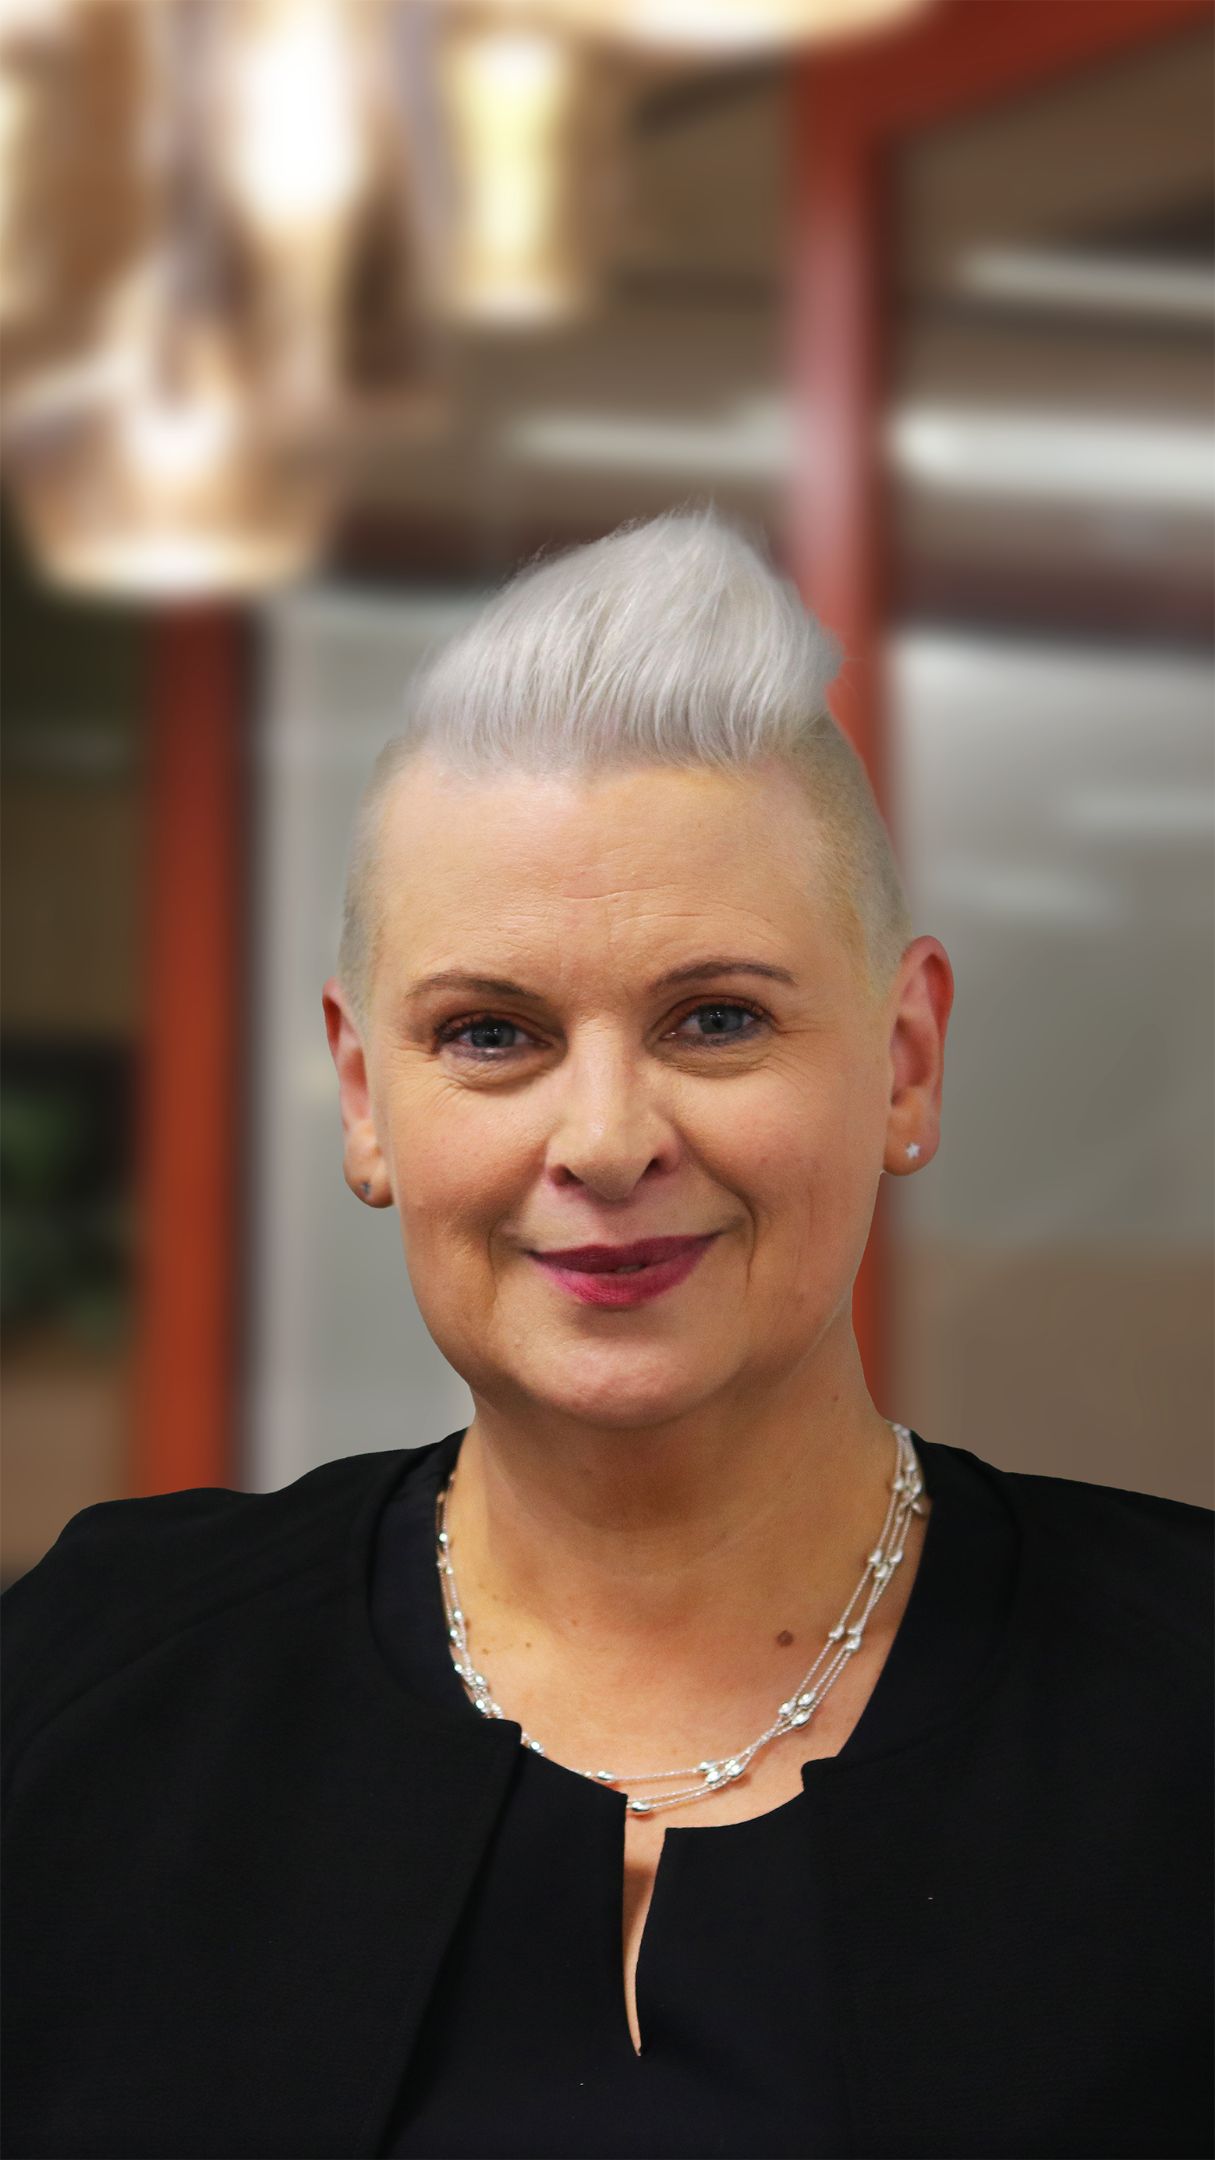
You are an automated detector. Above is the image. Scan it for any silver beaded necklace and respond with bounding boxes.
[436,1420,926,1817]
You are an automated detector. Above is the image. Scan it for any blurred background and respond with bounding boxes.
[2,0,1212,1586]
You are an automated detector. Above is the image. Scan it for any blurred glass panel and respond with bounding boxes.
[246,589,485,1490]
[886,21,1214,1505]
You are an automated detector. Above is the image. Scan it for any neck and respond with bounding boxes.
[444,1334,901,1665]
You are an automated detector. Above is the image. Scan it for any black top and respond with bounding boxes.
[371,1426,1017,2158]
[3,1432,1211,2160]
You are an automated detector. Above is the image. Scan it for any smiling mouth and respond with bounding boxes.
[528,1236,719,1274]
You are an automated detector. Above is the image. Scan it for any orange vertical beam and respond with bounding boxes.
[787,0,1209,1414]
[788,54,892,1411]
[132,609,246,1495]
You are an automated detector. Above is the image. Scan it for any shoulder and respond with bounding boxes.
[1,1445,422,1784]
[923,1438,1212,1662]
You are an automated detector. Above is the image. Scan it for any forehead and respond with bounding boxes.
[375,756,843,961]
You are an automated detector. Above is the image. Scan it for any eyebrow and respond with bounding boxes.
[405,958,798,1002]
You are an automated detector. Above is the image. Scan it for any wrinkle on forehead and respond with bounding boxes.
[368,754,874,1018]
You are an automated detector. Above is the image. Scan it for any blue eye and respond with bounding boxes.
[434,1001,767,1061]
[436,1016,528,1057]
[679,1001,766,1042]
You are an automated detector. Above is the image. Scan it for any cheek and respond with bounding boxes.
[393,1122,520,1246]
[740,1081,879,1241]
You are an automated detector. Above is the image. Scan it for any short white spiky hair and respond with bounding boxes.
[339,509,912,1026]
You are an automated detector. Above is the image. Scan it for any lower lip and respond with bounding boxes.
[530,1237,718,1307]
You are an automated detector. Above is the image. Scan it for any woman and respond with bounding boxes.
[3,511,1210,2160]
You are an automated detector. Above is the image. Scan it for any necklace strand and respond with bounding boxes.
[436,1422,926,1817]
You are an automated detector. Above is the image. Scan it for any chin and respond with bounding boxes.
[517,1348,740,1432]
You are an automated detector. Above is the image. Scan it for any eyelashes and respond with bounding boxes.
[433,999,770,1063]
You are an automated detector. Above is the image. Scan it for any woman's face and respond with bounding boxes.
[328,752,944,1435]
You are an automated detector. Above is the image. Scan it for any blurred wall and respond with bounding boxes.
[889,635,1213,1501]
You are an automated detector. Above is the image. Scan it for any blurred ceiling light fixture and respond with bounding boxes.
[890,407,1215,509]
[221,0,368,239]
[214,0,380,411]
[420,0,926,326]
[0,0,69,327]
[504,392,789,474]
[957,245,1215,324]
[542,0,933,52]
[3,275,334,598]
[2,0,339,597]
[436,14,597,324]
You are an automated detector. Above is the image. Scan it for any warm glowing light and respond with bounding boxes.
[122,385,241,489]
[4,322,334,598]
[0,0,68,323]
[441,24,586,324]
[546,0,931,51]
[222,0,366,235]
[0,67,32,320]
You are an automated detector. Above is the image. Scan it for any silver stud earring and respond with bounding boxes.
[905,1142,921,1160]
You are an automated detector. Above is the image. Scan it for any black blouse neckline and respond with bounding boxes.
[353,1424,1026,1808]
[368,1427,1026,2154]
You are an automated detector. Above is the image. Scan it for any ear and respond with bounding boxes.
[322,977,393,1206]
[882,936,955,1176]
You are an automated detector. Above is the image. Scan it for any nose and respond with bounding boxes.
[541,1036,679,1197]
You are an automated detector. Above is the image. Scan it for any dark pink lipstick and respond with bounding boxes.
[528,1233,720,1308]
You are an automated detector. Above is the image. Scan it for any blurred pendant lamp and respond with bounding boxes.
[402,2,619,328]
[216,0,375,403]
[441,17,584,322]
[414,0,927,328]
[2,0,368,599]
[0,0,71,334]
[5,276,335,600]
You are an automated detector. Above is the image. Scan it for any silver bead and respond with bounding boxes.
[629,1798,654,1815]
[828,1624,845,1641]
